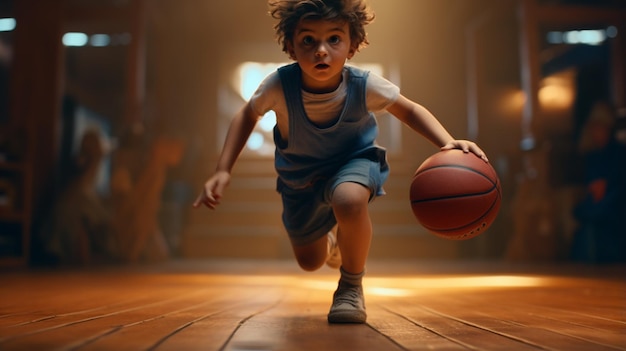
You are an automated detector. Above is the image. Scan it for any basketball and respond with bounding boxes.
[410,149,502,240]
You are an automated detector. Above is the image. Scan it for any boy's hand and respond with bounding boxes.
[193,171,231,210]
[441,140,489,162]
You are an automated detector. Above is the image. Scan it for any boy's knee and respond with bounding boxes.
[292,239,327,272]
[295,255,324,272]
[331,183,370,217]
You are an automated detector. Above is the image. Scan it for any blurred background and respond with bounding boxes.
[0,0,624,269]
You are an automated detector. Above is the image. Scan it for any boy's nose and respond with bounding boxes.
[315,43,328,57]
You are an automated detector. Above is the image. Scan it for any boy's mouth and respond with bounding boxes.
[315,63,330,69]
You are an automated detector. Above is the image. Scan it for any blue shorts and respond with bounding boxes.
[278,158,388,246]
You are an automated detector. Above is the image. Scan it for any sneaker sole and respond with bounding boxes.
[327,310,367,324]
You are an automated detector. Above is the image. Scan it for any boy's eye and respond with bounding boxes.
[328,35,341,44]
[302,36,315,45]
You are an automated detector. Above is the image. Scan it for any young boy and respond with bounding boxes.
[194,0,488,324]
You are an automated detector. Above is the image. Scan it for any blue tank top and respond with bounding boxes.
[274,63,389,191]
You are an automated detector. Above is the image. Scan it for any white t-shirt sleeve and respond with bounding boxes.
[249,71,283,116]
[365,73,400,112]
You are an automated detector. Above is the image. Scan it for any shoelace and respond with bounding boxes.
[333,284,363,308]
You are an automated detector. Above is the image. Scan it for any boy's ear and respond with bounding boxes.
[347,46,357,59]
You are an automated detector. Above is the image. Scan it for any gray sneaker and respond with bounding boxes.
[327,282,366,323]
[325,232,341,269]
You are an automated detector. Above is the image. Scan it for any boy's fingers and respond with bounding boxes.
[193,191,214,208]
[213,186,225,199]
[441,142,490,163]
[192,193,204,206]
[469,145,489,162]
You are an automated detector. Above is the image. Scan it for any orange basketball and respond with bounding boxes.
[410,149,502,240]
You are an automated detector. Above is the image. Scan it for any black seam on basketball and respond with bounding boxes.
[415,164,497,186]
[410,185,497,204]
[421,192,501,233]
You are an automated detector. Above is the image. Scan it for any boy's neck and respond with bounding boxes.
[301,69,344,94]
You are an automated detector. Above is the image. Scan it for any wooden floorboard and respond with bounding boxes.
[393,300,621,351]
[220,289,403,351]
[1,260,625,351]
[367,305,469,350]
[381,303,542,350]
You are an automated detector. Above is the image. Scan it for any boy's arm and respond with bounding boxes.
[215,102,260,173]
[194,102,260,209]
[386,94,488,161]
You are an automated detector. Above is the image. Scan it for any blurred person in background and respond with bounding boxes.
[571,100,626,263]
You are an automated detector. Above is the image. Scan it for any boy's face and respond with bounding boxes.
[287,19,355,93]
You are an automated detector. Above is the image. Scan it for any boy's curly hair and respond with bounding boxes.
[268,0,375,55]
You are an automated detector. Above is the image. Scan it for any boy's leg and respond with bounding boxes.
[328,181,371,323]
[280,180,337,272]
[286,181,371,274]
[332,182,372,275]
[291,234,330,271]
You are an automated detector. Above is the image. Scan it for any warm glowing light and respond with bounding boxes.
[366,287,414,297]
[167,272,551,306]
[539,75,574,110]
[299,274,547,295]
[497,87,526,116]
[510,90,527,109]
[367,275,546,290]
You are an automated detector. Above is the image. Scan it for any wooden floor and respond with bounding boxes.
[1,260,625,351]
